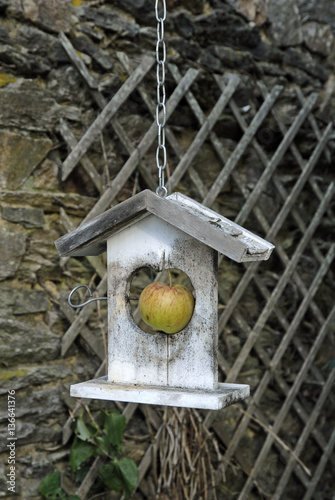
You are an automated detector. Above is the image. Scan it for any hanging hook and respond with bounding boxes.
[68,284,107,309]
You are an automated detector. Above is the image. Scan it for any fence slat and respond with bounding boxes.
[168,74,240,191]
[273,368,335,499]
[235,92,319,226]
[203,84,283,207]
[237,303,335,499]
[61,274,108,355]
[80,68,200,223]
[60,118,103,191]
[55,48,334,498]
[227,183,334,382]
[62,54,155,178]
[302,428,335,500]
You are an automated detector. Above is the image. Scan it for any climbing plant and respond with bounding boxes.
[39,407,138,499]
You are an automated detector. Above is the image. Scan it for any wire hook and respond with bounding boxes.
[68,284,107,309]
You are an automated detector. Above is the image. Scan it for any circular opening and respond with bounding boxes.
[129,267,195,335]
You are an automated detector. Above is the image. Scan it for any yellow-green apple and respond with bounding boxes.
[138,281,194,334]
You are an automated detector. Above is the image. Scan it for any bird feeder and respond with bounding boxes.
[55,190,274,410]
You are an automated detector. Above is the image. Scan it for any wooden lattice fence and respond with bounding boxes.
[57,32,335,500]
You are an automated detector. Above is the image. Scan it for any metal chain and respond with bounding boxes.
[155,0,168,198]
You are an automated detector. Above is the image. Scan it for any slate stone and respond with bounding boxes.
[182,0,205,15]
[298,0,335,28]
[200,50,222,72]
[265,0,303,47]
[0,229,27,280]
[18,25,69,64]
[0,80,80,132]
[283,47,329,82]
[194,10,261,49]
[0,190,96,216]
[71,34,114,70]
[229,0,267,25]
[172,11,195,39]
[0,386,66,423]
[249,41,284,63]
[0,41,52,76]
[113,0,155,24]
[210,45,260,76]
[170,38,201,61]
[0,129,53,190]
[8,0,72,33]
[0,286,49,315]
[0,25,11,45]
[301,21,334,56]
[0,363,72,395]
[0,318,60,364]
[78,6,140,39]
[0,0,9,13]
[1,206,45,228]
[0,421,61,452]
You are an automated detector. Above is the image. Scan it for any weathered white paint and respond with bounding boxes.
[70,376,250,410]
[106,215,218,392]
[166,192,275,261]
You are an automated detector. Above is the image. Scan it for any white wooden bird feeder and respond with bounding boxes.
[55,190,274,410]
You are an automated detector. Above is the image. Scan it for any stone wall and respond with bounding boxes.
[0,0,334,498]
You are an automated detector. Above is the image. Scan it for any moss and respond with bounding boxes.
[0,368,29,380]
[0,73,17,87]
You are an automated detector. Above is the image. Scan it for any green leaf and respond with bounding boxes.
[75,416,94,441]
[98,462,124,492]
[118,457,138,498]
[98,459,138,499]
[39,471,67,499]
[70,436,96,471]
[75,465,91,483]
[104,411,126,447]
[95,434,110,455]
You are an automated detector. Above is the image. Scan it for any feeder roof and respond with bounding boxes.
[55,190,274,263]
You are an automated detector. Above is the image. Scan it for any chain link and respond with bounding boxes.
[155,0,168,198]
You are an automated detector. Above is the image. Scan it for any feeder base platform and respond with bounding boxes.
[70,376,250,410]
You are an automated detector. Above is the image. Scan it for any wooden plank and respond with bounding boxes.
[61,273,108,355]
[59,118,103,191]
[59,38,156,194]
[148,192,274,262]
[296,89,331,163]
[119,55,207,197]
[62,360,106,445]
[250,266,334,412]
[59,31,98,90]
[259,81,335,224]
[70,377,250,410]
[231,309,335,475]
[235,92,319,226]
[203,84,283,207]
[272,368,335,500]
[237,304,335,499]
[61,54,155,178]
[105,216,220,392]
[226,182,334,383]
[217,120,332,332]
[56,187,274,262]
[222,245,335,486]
[302,428,335,500]
[168,74,240,191]
[79,67,200,224]
[55,190,149,257]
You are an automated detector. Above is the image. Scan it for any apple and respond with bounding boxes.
[138,280,195,334]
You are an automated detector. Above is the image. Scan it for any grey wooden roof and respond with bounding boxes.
[55,190,274,263]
